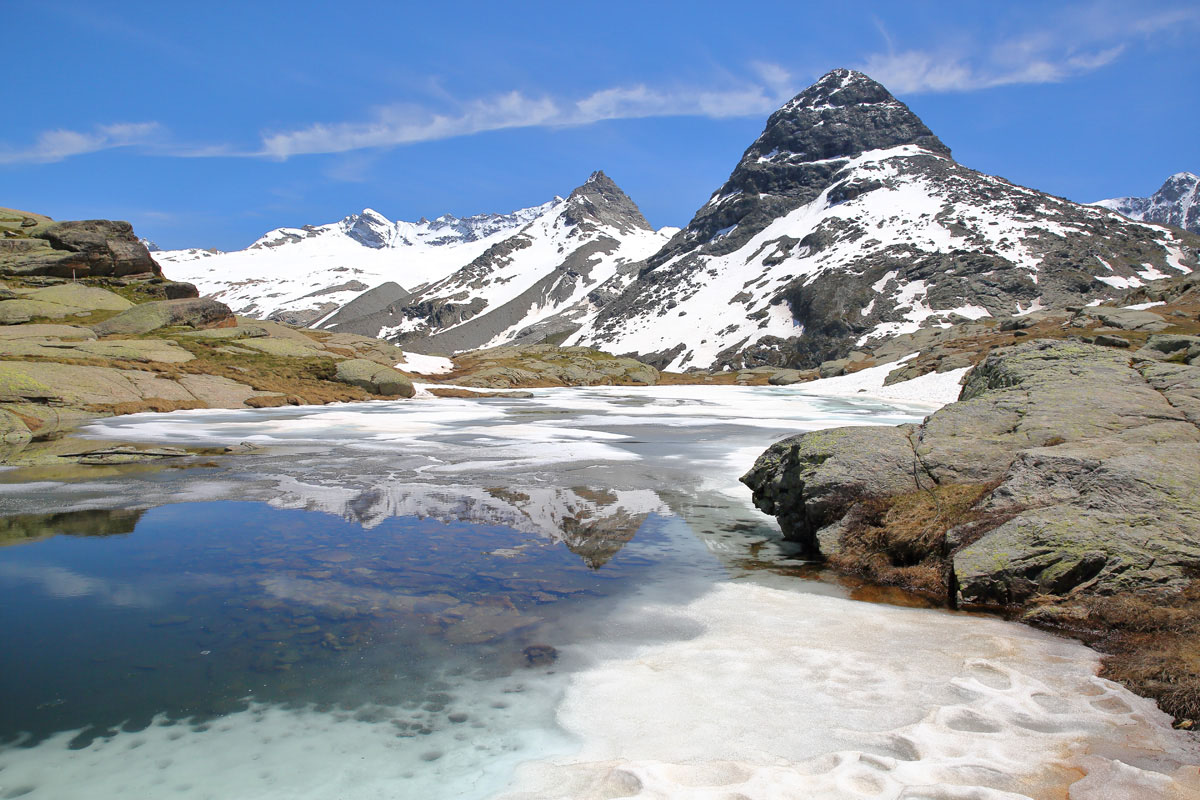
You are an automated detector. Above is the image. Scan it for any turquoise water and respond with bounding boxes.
[0,502,715,750]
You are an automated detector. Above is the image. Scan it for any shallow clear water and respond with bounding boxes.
[0,386,1195,799]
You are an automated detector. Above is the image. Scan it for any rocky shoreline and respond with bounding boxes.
[742,320,1200,721]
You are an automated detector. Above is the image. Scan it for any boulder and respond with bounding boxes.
[35,220,159,277]
[768,369,808,386]
[742,339,1200,602]
[741,424,923,555]
[1132,334,1200,364]
[90,298,235,336]
[334,359,415,397]
[818,358,849,378]
[1075,306,1170,332]
[1092,333,1131,348]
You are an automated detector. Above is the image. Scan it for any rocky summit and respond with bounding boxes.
[1096,171,1200,235]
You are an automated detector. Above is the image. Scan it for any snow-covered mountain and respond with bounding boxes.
[154,70,1198,371]
[1095,172,1200,235]
[152,200,561,326]
[525,69,1195,370]
[329,171,674,352]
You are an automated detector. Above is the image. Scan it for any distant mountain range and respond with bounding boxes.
[1095,172,1200,235]
[154,69,1199,370]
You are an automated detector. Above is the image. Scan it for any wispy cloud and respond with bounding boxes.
[0,122,164,165]
[861,4,1197,93]
[3,3,1196,165]
[258,75,793,160]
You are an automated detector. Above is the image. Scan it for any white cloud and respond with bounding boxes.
[861,4,1197,94]
[0,121,163,164]
[258,74,794,160]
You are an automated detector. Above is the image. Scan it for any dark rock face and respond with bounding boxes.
[741,339,1200,604]
[36,221,160,277]
[1098,172,1200,234]
[0,213,161,279]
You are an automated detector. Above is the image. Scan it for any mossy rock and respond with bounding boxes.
[26,284,132,312]
[91,298,235,336]
[334,359,415,397]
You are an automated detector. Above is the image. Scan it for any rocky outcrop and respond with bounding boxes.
[446,344,659,388]
[1,208,160,278]
[90,297,236,336]
[742,339,1200,606]
[0,283,134,323]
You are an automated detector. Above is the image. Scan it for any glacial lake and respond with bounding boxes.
[1,382,1196,799]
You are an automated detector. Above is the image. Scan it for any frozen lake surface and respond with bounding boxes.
[1,384,1196,799]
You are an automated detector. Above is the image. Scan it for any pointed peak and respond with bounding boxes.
[569,170,621,200]
[778,68,897,115]
[358,208,390,223]
[746,69,951,164]
[564,170,652,232]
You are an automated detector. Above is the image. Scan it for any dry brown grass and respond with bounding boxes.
[84,398,206,415]
[1081,584,1200,723]
[830,483,996,600]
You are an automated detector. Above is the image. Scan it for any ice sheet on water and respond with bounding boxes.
[500,581,1200,800]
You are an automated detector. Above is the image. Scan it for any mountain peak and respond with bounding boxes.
[1096,170,1200,234]
[641,69,952,270]
[565,170,653,233]
[764,69,951,160]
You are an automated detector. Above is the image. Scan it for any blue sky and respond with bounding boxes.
[3,1,1197,250]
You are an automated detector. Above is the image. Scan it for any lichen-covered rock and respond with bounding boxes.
[0,337,194,363]
[741,339,1200,603]
[0,361,255,408]
[238,338,329,358]
[91,298,235,336]
[447,344,659,388]
[25,284,133,312]
[768,369,809,385]
[334,359,415,397]
[0,324,96,340]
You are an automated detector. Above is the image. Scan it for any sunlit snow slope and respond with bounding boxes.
[153,202,557,326]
